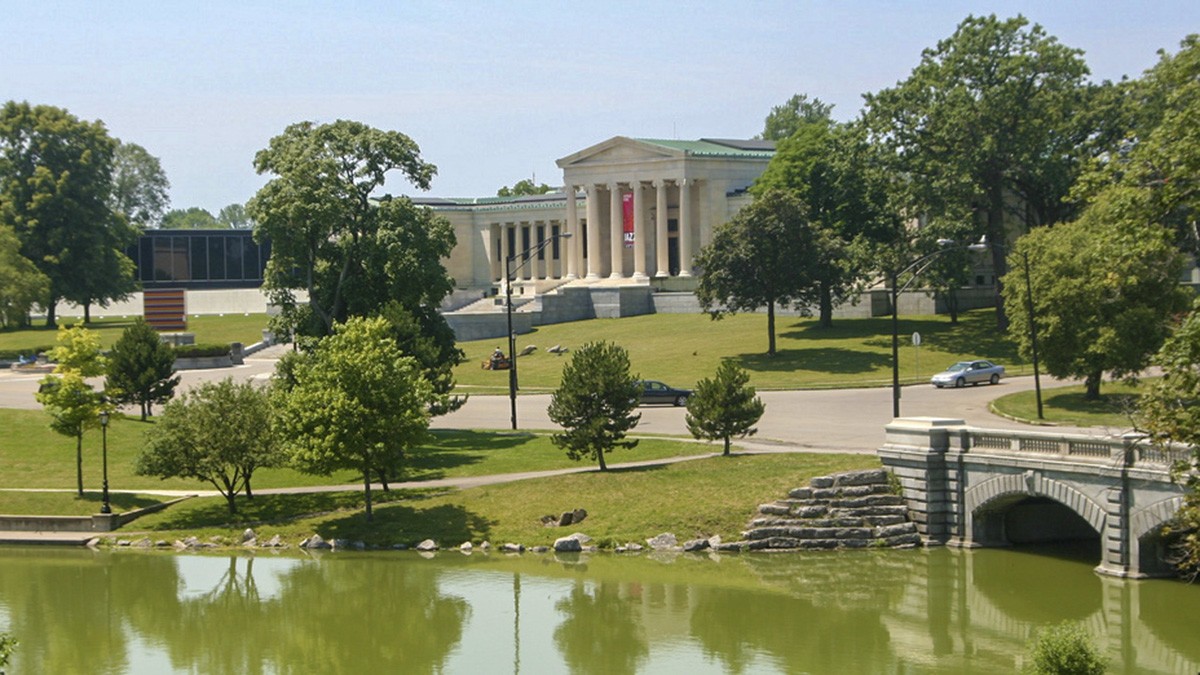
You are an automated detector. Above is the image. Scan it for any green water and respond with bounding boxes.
[1,545,1198,674]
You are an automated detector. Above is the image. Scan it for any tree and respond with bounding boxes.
[217,202,252,229]
[547,341,641,471]
[247,119,456,342]
[34,325,106,497]
[497,178,553,197]
[863,15,1092,328]
[137,378,281,515]
[105,318,180,420]
[685,362,765,456]
[274,316,432,521]
[694,189,818,355]
[1026,621,1108,675]
[754,121,900,327]
[109,141,170,229]
[377,301,466,417]
[1002,205,1189,400]
[1137,298,1200,580]
[0,223,48,328]
[0,101,134,328]
[162,206,221,229]
[758,93,835,141]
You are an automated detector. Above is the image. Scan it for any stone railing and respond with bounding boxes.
[963,427,1191,468]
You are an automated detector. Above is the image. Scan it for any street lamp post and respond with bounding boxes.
[98,410,111,515]
[972,236,1044,419]
[890,239,963,419]
[506,232,572,430]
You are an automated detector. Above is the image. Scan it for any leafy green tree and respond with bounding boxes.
[754,121,900,327]
[863,15,1092,328]
[547,341,641,471]
[1002,205,1189,400]
[0,632,15,670]
[247,119,456,344]
[137,378,281,515]
[34,325,107,496]
[694,189,818,355]
[497,178,553,197]
[109,140,170,229]
[1137,297,1200,580]
[217,202,252,229]
[685,362,765,456]
[162,206,221,229]
[105,318,180,420]
[275,316,433,521]
[758,93,835,141]
[0,101,134,328]
[0,223,48,328]
[1026,621,1107,674]
[377,301,466,417]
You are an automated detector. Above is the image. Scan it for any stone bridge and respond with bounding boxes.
[878,417,1191,578]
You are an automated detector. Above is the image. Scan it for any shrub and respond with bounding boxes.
[1026,622,1107,674]
[173,343,232,359]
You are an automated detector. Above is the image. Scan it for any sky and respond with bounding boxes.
[2,1,1197,216]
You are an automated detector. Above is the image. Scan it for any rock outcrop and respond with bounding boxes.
[727,469,921,551]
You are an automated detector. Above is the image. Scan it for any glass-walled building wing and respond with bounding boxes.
[128,229,270,289]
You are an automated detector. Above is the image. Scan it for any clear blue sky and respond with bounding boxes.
[2,1,1196,215]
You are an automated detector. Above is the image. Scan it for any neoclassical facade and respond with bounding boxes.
[424,137,774,294]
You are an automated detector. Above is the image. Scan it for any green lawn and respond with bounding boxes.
[0,313,270,354]
[453,308,1029,393]
[0,491,169,516]
[0,409,713,494]
[127,452,877,548]
[989,380,1147,428]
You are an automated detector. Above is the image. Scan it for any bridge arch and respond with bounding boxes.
[1132,495,1186,577]
[965,471,1106,546]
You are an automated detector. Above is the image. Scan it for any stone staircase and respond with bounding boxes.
[732,468,922,551]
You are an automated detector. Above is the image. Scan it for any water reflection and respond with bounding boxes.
[0,546,1198,673]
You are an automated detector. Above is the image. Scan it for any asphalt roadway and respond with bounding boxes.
[1,343,1119,456]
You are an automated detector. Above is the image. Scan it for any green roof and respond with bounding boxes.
[634,138,775,158]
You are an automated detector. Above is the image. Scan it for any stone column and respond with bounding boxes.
[565,188,579,280]
[655,180,669,277]
[609,183,624,279]
[585,185,601,280]
[520,223,533,282]
[632,181,648,280]
[678,179,694,277]
[490,223,501,282]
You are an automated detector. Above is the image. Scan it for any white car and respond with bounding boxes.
[931,360,1005,388]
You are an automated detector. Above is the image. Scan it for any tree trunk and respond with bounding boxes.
[723,437,731,456]
[363,470,374,522]
[947,287,960,324]
[1084,371,1103,400]
[244,476,254,501]
[225,492,238,515]
[986,188,1010,331]
[46,301,58,329]
[819,282,833,328]
[377,468,390,492]
[767,301,777,356]
[597,449,608,472]
[141,401,149,421]
[75,431,83,497]
[83,302,91,324]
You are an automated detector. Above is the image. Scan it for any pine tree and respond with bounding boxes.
[685,362,765,456]
[105,318,180,420]
[547,341,641,471]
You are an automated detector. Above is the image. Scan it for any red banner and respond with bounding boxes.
[622,192,635,247]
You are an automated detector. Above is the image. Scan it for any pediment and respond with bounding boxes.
[556,137,680,169]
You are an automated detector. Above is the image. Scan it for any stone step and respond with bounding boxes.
[748,514,909,529]
[787,483,894,500]
[759,495,905,516]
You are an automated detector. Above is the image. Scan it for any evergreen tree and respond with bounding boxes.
[547,341,641,471]
[685,362,765,456]
[105,318,180,420]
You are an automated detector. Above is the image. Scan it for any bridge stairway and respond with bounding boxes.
[724,468,922,551]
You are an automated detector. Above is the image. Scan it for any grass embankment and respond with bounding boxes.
[989,380,1147,428]
[453,308,1028,393]
[128,453,876,548]
[0,313,269,354]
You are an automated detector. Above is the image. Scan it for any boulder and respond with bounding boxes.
[265,534,283,548]
[553,536,583,552]
[556,511,574,527]
[241,528,256,543]
[571,508,588,524]
[416,539,439,552]
[460,542,473,552]
[646,533,678,550]
[682,538,710,552]
[501,543,524,553]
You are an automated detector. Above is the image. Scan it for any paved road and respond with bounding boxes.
[3,345,1116,454]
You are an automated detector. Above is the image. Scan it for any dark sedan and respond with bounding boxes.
[638,380,691,406]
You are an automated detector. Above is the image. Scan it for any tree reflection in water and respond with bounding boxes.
[553,578,649,674]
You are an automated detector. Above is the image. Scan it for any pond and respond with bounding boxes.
[1,544,1198,674]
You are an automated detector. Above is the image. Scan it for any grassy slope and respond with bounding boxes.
[989,380,1146,428]
[129,453,877,548]
[453,308,1028,393]
[0,313,269,353]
